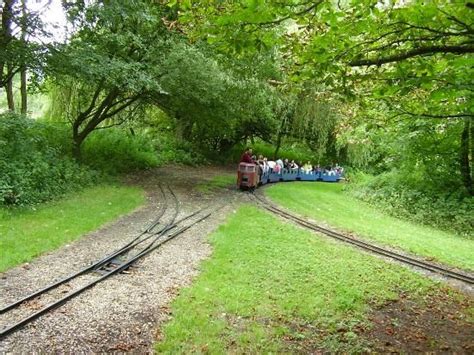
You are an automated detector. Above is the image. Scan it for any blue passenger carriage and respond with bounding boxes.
[238,164,342,190]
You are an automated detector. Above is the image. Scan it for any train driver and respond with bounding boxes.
[240,147,254,164]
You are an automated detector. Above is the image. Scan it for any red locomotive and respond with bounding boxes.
[237,163,259,189]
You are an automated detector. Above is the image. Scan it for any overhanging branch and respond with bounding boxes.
[350,45,474,66]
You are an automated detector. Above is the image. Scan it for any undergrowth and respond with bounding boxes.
[0,113,100,206]
[82,129,159,174]
[347,172,473,237]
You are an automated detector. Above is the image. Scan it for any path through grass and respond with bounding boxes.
[265,183,474,271]
[0,184,145,272]
[156,206,469,353]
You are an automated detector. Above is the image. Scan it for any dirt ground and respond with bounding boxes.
[1,165,472,353]
[363,289,473,353]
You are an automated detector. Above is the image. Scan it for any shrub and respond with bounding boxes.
[154,134,207,166]
[82,128,160,174]
[0,112,99,206]
[346,171,473,236]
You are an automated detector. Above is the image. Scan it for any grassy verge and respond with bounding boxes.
[0,184,145,272]
[196,173,235,194]
[265,182,474,271]
[156,206,467,353]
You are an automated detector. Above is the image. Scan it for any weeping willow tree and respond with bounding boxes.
[46,80,143,131]
[45,80,82,122]
[293,90,340,163]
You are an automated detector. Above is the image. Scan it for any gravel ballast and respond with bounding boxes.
[0,166,243,353]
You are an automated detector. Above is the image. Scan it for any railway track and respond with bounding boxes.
[0,186,217,340]
[251,192,474,285]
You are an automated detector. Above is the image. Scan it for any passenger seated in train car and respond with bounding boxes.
[276,158,284,172]
[267,159,276,172]
[283,158,291,170]
[262,157,271,173]
[240,147,254,164]
[258,155,270,174]
[302,161,312,173]
[327,167,336,176]
[335,163,344,174]
[314,164,322,173]
[290,160,299,170]
[273,163,281,173]
[256,155,265,179]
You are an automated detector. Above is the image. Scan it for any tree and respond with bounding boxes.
[173,0,474,194]
[49,1,172,160]
[47,0,280,159]
[1,0,15,110]
[0,0,45,112]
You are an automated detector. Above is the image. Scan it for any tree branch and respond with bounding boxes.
[96,104,142,130]
[350,45,474,66]
[103,95,141,119]
[391,21,472,36]
[78,80,105,121]
[399,109,473,119]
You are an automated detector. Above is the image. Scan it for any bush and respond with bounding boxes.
[82,129,160,174]
[0,113,99,206]
[82,128,209,173]
[346,171,473,236]
[154,134,207,166]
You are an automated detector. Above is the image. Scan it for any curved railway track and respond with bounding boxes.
[0,186,218,340]
[251,192,474,285]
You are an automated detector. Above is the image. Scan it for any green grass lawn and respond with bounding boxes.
[156,206,469,353]
[0,184,145,272]
[196,173,235,194]
[265,182,474,271]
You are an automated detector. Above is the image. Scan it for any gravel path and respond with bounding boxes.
[0,166,244,353]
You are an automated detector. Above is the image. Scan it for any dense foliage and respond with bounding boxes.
[346,172,473,236]
[82,129,159,174]
[169,0,473,233]
[0,113,170,206]
[39,0,281,160]
[0,113,98,205]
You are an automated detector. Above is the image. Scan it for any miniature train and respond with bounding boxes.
[237,162,342,190]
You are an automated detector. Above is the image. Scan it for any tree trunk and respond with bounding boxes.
[460,117,473,196]
[72,133,83,162]
[20,68,26,113]
[273,116,287,159]
[70,87,136,161]
[20,0,27,114]
[176,117,193,141]
[274,133,282,160]
[72,116,85,162]
[471,115,474,186]
[0,0,15,89]
[6,66,15,111]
